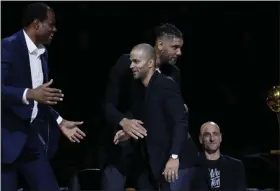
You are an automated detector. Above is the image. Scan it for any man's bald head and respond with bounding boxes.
[200,121,220,135]
[131,43,156,61]
[130,43,157,80]
[199,121,222,154]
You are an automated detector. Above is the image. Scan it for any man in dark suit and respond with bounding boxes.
[1,3,86,191]
[114,43,198,191]
[191,122,247,191]
[101,23,194,190]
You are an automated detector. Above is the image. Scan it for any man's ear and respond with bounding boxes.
[156,40,164,51]
[148,59,154,68]
[32,19,40,30]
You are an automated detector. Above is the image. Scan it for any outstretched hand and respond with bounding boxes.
[59,120,86,143]
[26,79,64,105]
[120,118,147,139]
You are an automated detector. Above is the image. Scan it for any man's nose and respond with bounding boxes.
[176,49,182,56]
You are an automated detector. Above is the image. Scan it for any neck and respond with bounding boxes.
[23,28,39,46]
[204,150,221,160]
[141,68,156,87]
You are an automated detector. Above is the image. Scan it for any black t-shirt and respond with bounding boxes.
[206,158,222,190]
[192,154,246,191]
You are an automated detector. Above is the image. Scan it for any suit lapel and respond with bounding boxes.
[145,71,160,103]
[40,54,49,83]
[17,30,32,87]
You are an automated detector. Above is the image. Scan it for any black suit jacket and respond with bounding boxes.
[191,153,247,191]
[143,71,198,179]
[101,54,191,174]
[103,54,182,131]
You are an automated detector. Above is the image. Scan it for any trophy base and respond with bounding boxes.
[270,150,280,155]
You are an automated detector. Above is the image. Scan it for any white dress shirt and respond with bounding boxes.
[22,30,63,125]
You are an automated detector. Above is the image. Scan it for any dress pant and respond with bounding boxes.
[1,118,60,191]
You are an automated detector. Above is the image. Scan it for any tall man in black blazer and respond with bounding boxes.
[114,43,198,191]
[1,3,86,191]
[101,23,197,190]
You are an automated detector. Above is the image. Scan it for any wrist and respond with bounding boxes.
[26,89,35,100]
[119,118,127,127]
[170,154,179,160]
[59,119,66,128]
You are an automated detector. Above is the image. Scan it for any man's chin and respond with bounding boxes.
[133,75,139,79]
[206,147,219,154]
[42,41,51,46]
[42,38,53,46]
[168,59,177,65]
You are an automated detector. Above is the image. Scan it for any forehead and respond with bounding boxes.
[45,10,56,22]
[130,49,145,60]
[200,124,220,134]
[162,37,183,46]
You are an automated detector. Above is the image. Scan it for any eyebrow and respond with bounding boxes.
[130,58,140,62]
[202,131,220,135]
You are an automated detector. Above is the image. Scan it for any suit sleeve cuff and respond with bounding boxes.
[57,116,63,125]
[22,88,29,105]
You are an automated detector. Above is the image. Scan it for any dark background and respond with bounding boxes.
[2,1,279,189]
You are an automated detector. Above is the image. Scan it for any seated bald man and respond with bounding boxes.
[191,122,247,191]
[114,43,198,191]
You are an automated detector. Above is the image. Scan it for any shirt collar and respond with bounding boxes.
[23,30,45,57]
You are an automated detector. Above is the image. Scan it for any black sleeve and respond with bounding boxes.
[163,78,188,155]
[103,54,131,129]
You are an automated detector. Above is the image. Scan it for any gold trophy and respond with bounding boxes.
[266,85,280,128]
[266,86,280,155]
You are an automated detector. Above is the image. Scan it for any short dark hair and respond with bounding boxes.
[22,3,53,27]
[155,23,183,40]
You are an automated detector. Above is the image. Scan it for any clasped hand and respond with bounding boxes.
[113,130,131,144]
[120,118,147,139]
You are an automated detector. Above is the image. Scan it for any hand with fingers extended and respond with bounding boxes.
[119,118,147,139]
[59,120,86,143]
[26,79,64,105]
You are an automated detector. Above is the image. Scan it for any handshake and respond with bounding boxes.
[114,118,147,144]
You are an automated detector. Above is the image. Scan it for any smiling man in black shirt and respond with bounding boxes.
[192,121,247,191]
